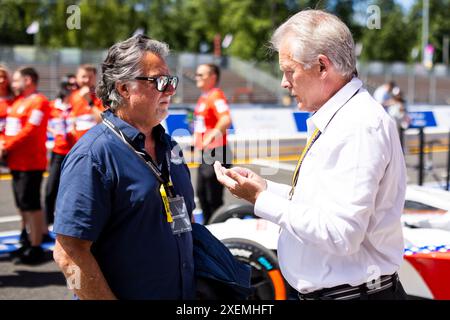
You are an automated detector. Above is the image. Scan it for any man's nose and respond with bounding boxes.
[281,74,291,89]
[164,85,176,96]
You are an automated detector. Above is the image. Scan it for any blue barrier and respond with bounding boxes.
[164,113,236,136]
[165,113,192,136]
[292,112,311,132]
[408,111,437,129]
[164,106,448,135]
[46,106,447,145]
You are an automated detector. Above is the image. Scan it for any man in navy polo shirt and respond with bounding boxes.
[53,35,195,299]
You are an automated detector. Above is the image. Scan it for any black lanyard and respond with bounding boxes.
[101,113,176,198]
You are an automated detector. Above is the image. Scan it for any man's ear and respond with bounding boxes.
[116,81,130,100]
[319,61,325,72]
[317,54,331,76]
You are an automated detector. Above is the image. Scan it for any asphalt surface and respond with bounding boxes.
[0,151,449,299]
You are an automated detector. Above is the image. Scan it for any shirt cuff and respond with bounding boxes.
[254,190,289,224]
[266,180,291,198]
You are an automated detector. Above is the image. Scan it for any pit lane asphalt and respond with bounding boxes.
[0,152,448,299]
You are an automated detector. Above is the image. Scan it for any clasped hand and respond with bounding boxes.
[213,161,267,204]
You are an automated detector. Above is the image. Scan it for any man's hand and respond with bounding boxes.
[201,128,222,149]
[79,86,93,105]
[214,161,267,204]
[201,114,231,149]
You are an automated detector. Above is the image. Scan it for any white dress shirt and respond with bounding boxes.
[254,77,406,293]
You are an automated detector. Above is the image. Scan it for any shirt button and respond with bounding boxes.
[182,262,187,268]
[138,134,144,140]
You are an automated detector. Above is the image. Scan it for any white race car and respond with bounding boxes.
[206,185,450,300]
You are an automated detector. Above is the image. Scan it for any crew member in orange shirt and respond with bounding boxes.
[194,63,232,224]
[45,76,77,226]
[0,65,14,143]
[0,67,50,264]
[69,64,104,141]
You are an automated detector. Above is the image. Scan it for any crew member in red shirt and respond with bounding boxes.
[194,64,232,224]
[0,67,50,264]
[69,64,104,141]
[45,76,77,226]
[0,64,13,143]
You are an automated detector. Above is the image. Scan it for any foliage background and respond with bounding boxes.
[0,0,449,64]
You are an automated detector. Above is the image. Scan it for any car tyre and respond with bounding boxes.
[222,238,289,300]
[208,204,256,224]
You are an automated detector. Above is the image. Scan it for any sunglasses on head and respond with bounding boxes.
[134,75,179,92]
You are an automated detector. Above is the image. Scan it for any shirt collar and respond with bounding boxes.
[102,109,167,145]
[308,77,363,134]
[201,87,219,97]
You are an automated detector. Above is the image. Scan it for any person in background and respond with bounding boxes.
[194,63,232,224]
[373,81,396,109]
[65,73,78,92]
[44,76,77,226]
[215,10,407,300]
[69,64,104,142]
[385,86,410,131]
[0,67,50,264]
[0,64,13,146]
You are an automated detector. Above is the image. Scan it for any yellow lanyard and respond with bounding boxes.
[160,183,174,222]
[289,128,321,200]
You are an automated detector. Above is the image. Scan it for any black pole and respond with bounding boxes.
[418,127,425,186]
[446,129,450,190]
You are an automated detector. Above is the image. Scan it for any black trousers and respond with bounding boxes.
[44,152,66,225]
[197,146,232,224]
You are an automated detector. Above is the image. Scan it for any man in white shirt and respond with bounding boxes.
[373,81,395,109]
[214,10,407,300]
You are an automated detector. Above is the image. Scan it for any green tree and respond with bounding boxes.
[0,0,39,45]
[408,0,450,64]
[145,0,188,51]
[332,0,364,41]
[218,0,308,61]
[360,0,415,61]
[0,0,374,63]
[142,0,300,59]
[35,0,148,49]
[73,0,132,49]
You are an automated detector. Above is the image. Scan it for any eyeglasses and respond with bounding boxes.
[134,75,179,92]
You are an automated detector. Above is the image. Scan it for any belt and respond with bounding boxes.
[297,273,399,300]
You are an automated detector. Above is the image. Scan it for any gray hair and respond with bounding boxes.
[96,35,170,111]
[270,10,356,79]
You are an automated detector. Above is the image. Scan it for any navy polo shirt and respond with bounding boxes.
[53,110,195,299]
